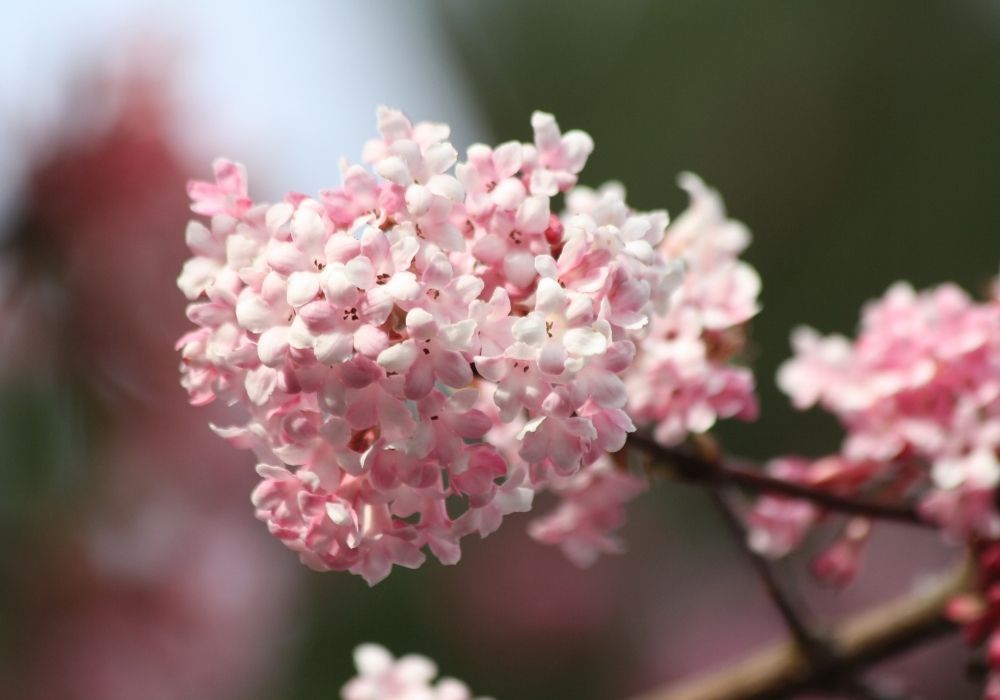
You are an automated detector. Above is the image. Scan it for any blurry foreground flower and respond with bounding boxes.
[342,644,492,700]
[0,61,300,700]
[15,486,295,700]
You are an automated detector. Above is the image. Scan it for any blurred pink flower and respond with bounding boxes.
[528,456,646,567]
[776,281,1000,540]
[18,485,295,700]
[0,61,301,700]
[342,644,492,700]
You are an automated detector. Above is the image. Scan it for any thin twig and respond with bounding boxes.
[707,487,829,664]
[628,433,929,527]
[627,558,970,700]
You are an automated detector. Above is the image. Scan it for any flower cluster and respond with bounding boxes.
[749,282,1000,583]
[527,455,646,567]
[177,107,682,583]
[342,644,490,700]
[746,454,880,585]
[768,282,1000,544]
[521,175,762,567]
[748,280,1000,692]
[625,173,760,447]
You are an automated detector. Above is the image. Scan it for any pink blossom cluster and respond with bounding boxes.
[746,280,1000,578]
[523,175,762,567]
[744,279,1000,696]
[746,455,881,585]
[774,282,1000,539]
[528,455,646,567]
[342,644,490,700]
[177,107,682,583]
[626,173,761,447]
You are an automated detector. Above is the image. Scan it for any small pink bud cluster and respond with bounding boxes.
[342,644,491,700]
[177,108,681,583]
[948,542,1000,700]
[751,282,1000,576]
[626,173,761,446]
[746,455,880,586]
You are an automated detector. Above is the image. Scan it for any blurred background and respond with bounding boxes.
[1,1,998,698]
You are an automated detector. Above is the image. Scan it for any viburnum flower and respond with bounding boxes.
[528,456,646,567]
[178,106,698,583]
[625,173,761,447]
[768,281,1000,546]
[745,458,823,558]
[739,276,1000,698]
[342,644,492,700]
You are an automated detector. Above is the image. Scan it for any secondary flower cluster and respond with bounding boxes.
[177,107,686,583]
[342,644,490,700]
[526,176,762,566]
[527,454,645,567]
[625,173,760,446]
[746,280,1000,694]
[748,281,1000,576]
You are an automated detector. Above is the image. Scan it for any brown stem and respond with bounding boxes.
[628,433,930,527]
[707,488,829,664]
[628,558,970,700]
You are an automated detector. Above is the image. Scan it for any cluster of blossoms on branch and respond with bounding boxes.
[342,644,489,700]
[176,105,1000,699]
[751,282,1000,562]
[177,107,760,583]
[625,174,760,446]
[531,175,761,565]
[749,279,1000,692]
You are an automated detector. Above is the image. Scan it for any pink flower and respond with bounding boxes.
[746,454,891,576]
[518,411,599,477]
[777,280,1000,546]
[179,106,684,582]
[779,282,1000,461]
[747,493,819,559]
[627,174,760,446]
[921,449,1000,540]
[342,644,492,700]
[377,308,476,400]
[810,518,871,587]
[186,158,252,218]
[510,276,611,376]
[776,326,858,411]
[457,141,525,222]
[363,106,464,251]
[744,456,866,559]
[523,111,593,197]
[528,457,646,567]
[762,278,1000,619]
